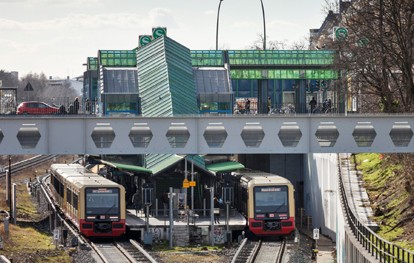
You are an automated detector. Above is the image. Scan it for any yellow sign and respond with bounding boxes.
[183,179,189,188]
[189,181,196,187]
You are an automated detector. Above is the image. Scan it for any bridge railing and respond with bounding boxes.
[338,154,414,263]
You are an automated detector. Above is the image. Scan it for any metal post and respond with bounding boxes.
[215,0,224,50]
[155,198,158,217]
[259,0,266,50]
[12,183,16,224]
[226,203,229,233]
[5,170,9,208]
[169,187,173,248]
[203,198,206,216]
[184,158,188,210]
[191,161,194,211]
[7,156,11,210]
[210,187,215,246]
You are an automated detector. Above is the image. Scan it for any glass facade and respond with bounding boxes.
[102,68,138,93]
[102,93,140,114]
[99,50,137,67]
[190,49,340,113]
[191,50,224,67]
[230,69,338,80]
[228,50,335,66]
[87,57,98,71]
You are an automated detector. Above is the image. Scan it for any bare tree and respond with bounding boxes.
[17,72,78,105]
[334,0,414,113]
[248,34,308,50]
[0,70,18,87]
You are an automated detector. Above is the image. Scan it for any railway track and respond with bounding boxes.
[91,240,157,263]
[37,164,157,263]
[231,238,286,263]
[0,155,58,178]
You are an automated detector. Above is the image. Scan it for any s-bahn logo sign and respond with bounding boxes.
[139,35,152,47]
[334,27,348,41]
[152,27,167,39]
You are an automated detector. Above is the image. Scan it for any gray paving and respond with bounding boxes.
[126,209,246,230]
[339,153,378,230]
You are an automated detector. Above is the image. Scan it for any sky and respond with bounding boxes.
[0,0,332,79]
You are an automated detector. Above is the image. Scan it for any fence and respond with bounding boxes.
[338,155,414,263]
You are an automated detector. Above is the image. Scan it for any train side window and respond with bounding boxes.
[67,189,72,205]
[73,193,78,208]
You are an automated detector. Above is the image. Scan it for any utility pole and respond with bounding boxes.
[7,155,11,210]
[216,0,224,50]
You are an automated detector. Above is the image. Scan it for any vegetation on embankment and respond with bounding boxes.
[0,155,72,263]
[354,153,414,251]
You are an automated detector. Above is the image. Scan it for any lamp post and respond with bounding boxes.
[216,0,224,50]
[259,0,266,50]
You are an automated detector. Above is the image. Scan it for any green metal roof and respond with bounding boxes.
[205,161,245,173]
[100,160,152,174]
[137,36,198,117]
[147,154,185,175]
[186,155,206,169]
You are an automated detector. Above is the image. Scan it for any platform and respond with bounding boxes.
[126,208,246,231]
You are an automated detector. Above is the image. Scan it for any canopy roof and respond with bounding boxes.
[205,161,245,173]
[100,160,152,174]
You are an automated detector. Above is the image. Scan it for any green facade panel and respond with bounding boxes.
[137,36,198,117]
[99,50,137,67]
[230,69,338,80]
[87,57,98,71]
[191,50,224,67]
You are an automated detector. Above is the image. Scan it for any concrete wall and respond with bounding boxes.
[305,153,338,241]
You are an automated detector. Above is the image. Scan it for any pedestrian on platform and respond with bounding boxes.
[245,99,251,114]
[309,97,317,113]
[214,194,221,224]
[161,191,169,216]
[73,97,80,114]
[132,190,141,216]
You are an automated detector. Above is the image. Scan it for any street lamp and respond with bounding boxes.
[259,0,266,50]
[216,0,224,50]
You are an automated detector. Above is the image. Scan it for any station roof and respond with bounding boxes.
[100,160,152,174]
[205,161,245,174]
[99,156,244,176]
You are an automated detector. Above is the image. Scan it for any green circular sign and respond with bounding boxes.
[139,35,152,47]
[152,27,167,39]
[335,27,348,41]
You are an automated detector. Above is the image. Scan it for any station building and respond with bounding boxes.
[83,27,340,116]
[82,27,341,212]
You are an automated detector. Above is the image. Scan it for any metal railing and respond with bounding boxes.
[338,154,414,262]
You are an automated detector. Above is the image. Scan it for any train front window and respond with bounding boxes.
[254,186,288,214]
[85,188,120,215]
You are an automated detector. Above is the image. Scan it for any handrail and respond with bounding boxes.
[338,154,414,262]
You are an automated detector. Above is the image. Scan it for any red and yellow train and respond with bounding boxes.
[231,169,295,237]
[49,163,126,237]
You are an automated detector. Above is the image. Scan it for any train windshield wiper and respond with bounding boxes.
[273,204,286,213]
[103,204,116,214]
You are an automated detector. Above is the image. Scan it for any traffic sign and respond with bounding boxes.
[182,178,189,188]
[189,181,196,187]
[313,228,320,240]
